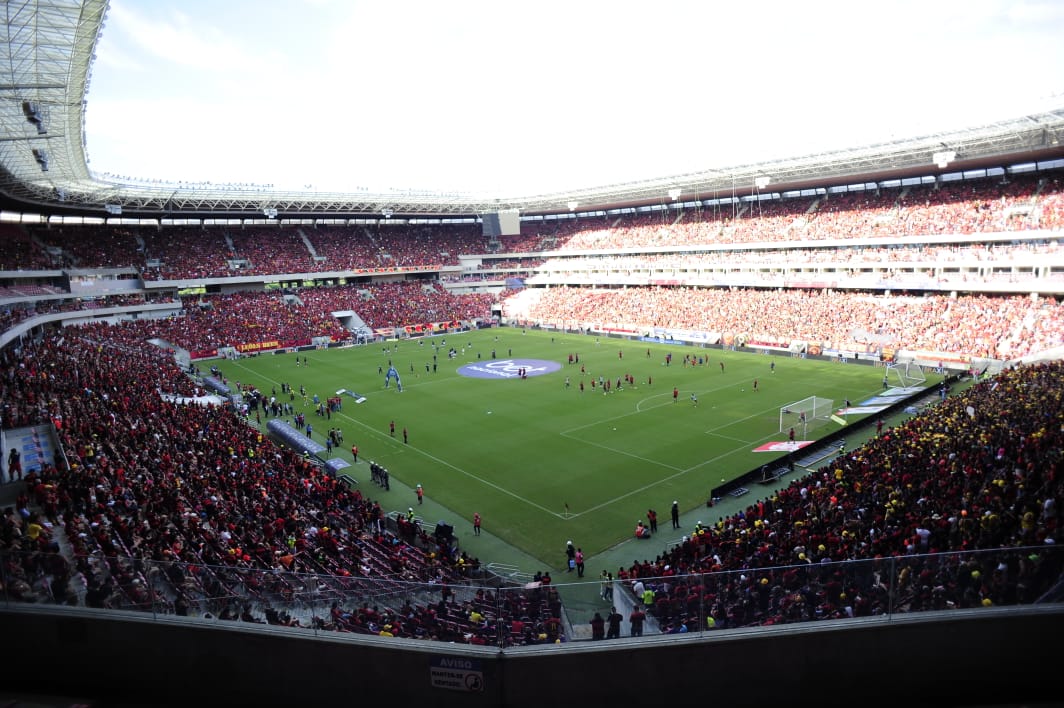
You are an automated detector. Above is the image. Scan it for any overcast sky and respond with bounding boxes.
[83,0,1064,196]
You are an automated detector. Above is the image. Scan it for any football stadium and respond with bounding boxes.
[2,2,1064,706]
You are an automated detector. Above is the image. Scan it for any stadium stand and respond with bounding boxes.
[509,287,1064,361]
[614,361,1064,632]
[1,135,1063,705]
[0,224,58,271]
[0,326,563,646]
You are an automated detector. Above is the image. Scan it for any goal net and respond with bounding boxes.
[890,361,926,388]
[779,396,834,433]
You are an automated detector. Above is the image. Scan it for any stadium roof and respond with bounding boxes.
[3,0,1064,221]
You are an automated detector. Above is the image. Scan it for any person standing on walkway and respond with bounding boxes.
[473,512,481,536]
[7,448,21,482]
[416,483,423,505]
[606,607,623,639]
[590,612,605,640]
[629,606,646,637]
[565,540,576,572]
[575,547,585,577]
[671,500,680,529]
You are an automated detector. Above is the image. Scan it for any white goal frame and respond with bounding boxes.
[779,396,834,435]
[891,361,926,387]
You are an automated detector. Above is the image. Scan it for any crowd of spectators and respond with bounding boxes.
[0,289,1061,646]
[140,227,235,280]
[1,170,1060,283]
[30,226,143,269]
[0,224,59,271]
[2,276,1060,363]
[1042,177,1064,230]
[292,282,494,330]
[532,240,1059,275]
[0,325,557,645]
[228,228,316,275]
[616,361,1063,631]
[337,282,494,329]
[0,284,496,361]
[302,224,488,272]
[0,293,157,335]
[108,291,349,353]
[370,224,485,268]
[0,284,66,298]
[302,226,383,271]
[510,286,1064,360]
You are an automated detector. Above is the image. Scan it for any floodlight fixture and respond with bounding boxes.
[263,207,278,219]
[22,101,46,134]
[32,148,48,171]
[667,188,682,201]
[104,204,122,215]
[754,176,771,190]
[567,201,579,211]
[381,208,394,219]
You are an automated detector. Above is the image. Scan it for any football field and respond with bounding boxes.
[214,328,921,566]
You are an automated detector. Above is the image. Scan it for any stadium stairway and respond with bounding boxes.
[2,423,58,480]
[297,227,319,258]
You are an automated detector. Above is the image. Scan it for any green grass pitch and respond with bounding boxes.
[214,329,922,566]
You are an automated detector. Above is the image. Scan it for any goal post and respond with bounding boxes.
[902,361,926,386]
[779,396,834,434]
[888,361,927,388]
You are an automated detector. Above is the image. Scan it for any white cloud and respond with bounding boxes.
[85,0,1064,195]
[105,2,256,73]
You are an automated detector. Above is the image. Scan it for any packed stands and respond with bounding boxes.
[370,223,486,268]
[0,170,1058,286]
[2,311,1060,645]
[0,293,155,334]
[301,224,488,272]
[0,284,67,297]
[229,227,314,275]
[509,287,1064,360]
[140,227,233,280]
[302,226,382,271]
[111,291,350,353]
[282,281,495,332]
[0,326,558,645]
[2,169,1064,650]
[0,224,57,271]
[616,360,1064,631]
[31,226,142,269]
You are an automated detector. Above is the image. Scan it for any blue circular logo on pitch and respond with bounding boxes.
[458,358,561,379]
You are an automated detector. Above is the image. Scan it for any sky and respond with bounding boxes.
[83,0,1064,197]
